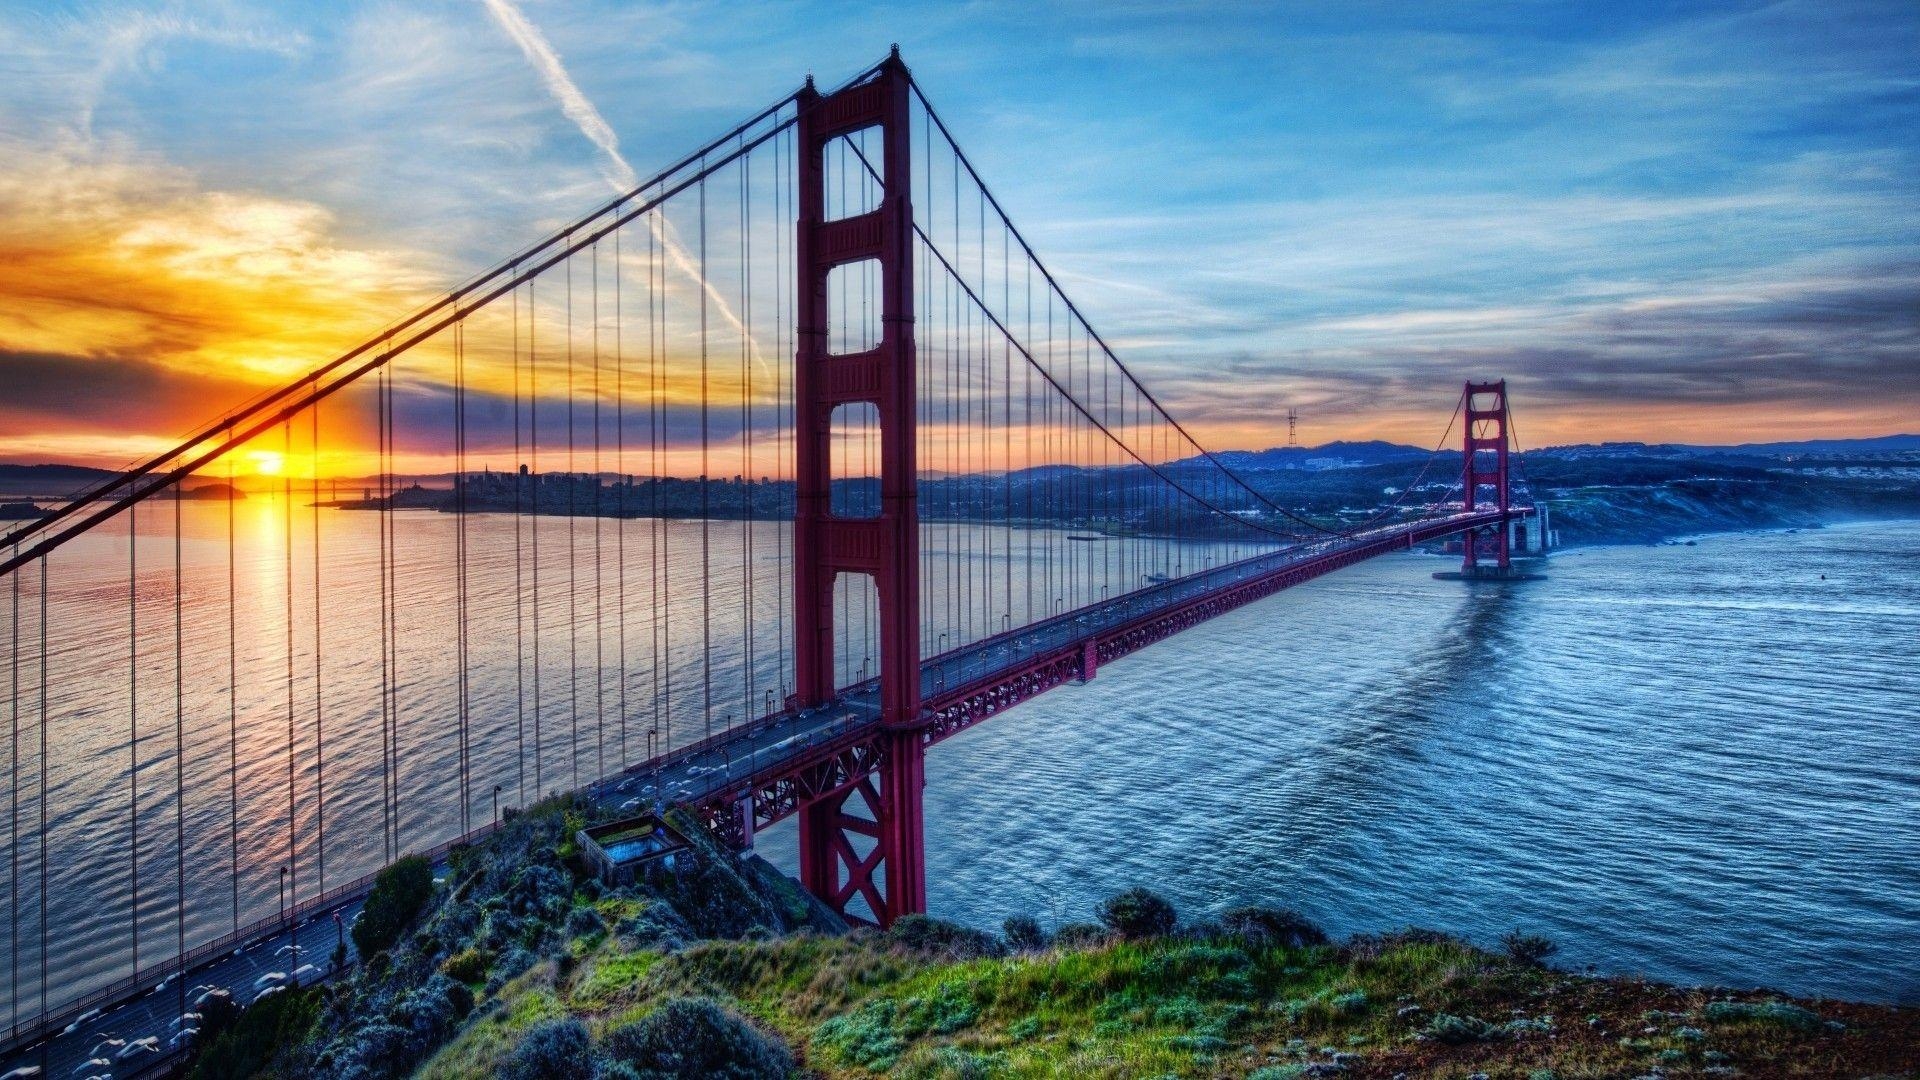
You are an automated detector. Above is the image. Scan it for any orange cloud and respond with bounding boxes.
[0,137,430,396]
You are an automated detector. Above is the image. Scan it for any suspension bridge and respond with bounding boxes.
[0,50,1535,1076]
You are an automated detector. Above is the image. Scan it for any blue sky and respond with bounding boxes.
[1,0,1915,457]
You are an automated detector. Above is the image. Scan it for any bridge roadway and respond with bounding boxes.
[587,510,1508,835]
[2,509,1510,1079]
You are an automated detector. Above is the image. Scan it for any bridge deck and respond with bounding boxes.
[588,512,1508,831]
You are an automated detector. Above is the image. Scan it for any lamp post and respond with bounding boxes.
[492,784,503,825]
[647,727,660,805]
[278,866,291,953]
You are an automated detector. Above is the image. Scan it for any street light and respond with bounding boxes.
[492,784,503,825]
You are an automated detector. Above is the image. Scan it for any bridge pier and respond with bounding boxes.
[791,51,927,927]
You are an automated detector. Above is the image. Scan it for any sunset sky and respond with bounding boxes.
[1,0,1916,470]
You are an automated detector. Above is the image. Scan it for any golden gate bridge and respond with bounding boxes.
[0,50,1535,1075]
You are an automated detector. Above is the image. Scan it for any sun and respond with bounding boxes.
[248,450,284,476]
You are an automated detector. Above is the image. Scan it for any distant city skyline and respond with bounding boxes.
[2,0,1916,467]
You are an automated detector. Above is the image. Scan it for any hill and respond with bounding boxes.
[1177,441,1434,471]
[178,799,1918,1080]
[0,462,118,496]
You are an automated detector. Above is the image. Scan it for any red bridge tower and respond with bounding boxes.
[791,52,926,925]
[1461,379,1514,574]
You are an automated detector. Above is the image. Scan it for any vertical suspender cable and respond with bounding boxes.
[128,503,140,978]
[282,420,295,918]
[742,144,754,736]
[774,125,788,707]
[226,439,239,929]
[377,369,391,862]
[700,169,713,742]
[312,401,325,889]
[531,279,543,797]
[566,246,579,789]
[615,225,627,770]
[7,542,17,1034]
[173,461,185,1021]
[514,274,527,803]
[38,561,48,1070]
[591,243,604,780]
[455,319,471,833]
[653,211,669,766]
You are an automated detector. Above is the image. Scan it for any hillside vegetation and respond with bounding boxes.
[185,800,1918,1080]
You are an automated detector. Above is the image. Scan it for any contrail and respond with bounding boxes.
[479,0,770,376]
[478,0,637,191]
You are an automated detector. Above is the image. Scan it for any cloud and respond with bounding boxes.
[0,136,432,386]
[65,9,309,140]
[477,0,638,191]
[477,0,770,377]
[0,349,271,464]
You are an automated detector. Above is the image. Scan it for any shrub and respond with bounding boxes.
[441,946,493,984]
[1501,931,1558,968]
[1222,906,1328,949]
[886,913,1004,959]
[189,987,319,1080]
[1329,990,1369,1016]
[325,1021,419,1078]
[352,855,434,958]
[566,905,605,938]
[394,973,472,1041]
[1704,999,1822,1032]
[1002,914,1050,952]
[500,1017,597,1080]
[1052,922,1110,949]
[605,996,793,1078]
[1095,887,1178,939]
[194,989,242,1046]
[1423,1012,1495,1044]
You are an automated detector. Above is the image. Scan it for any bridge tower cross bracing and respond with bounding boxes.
[791,51,926,926]
[1460,379,1512,572]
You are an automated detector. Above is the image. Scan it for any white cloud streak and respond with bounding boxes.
[477,0,638,191]
[76,11,307,140]
[477,0,768,374]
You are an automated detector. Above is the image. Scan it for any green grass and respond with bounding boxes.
[413,923,1916,1079]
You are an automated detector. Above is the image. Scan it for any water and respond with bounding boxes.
[777,520,1919,1003]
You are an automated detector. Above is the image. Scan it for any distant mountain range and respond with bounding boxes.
[5,432,1916,496]
[1179,434,1920,470]
[1534,434,1920,459]
[1172,440,1436,471]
